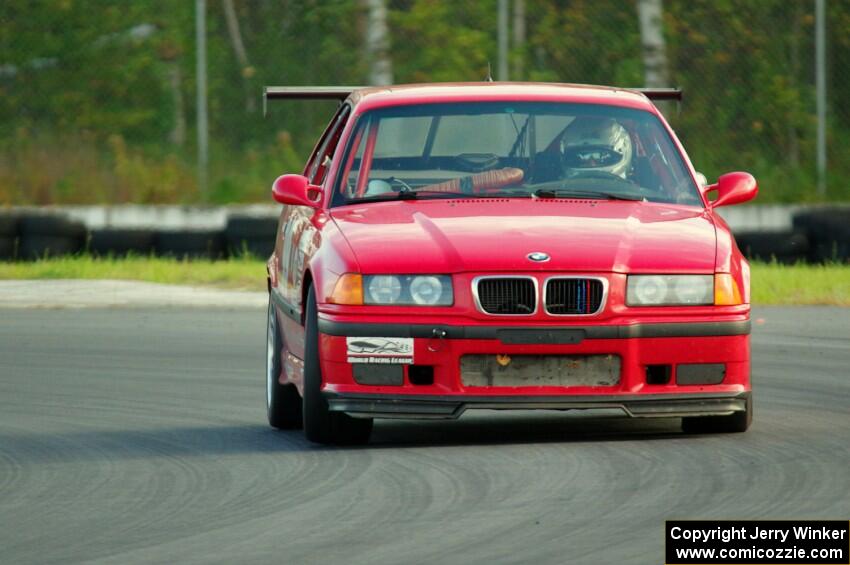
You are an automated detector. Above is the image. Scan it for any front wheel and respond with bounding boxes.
[302,286,372,445]
[266,299,302,429]
[682,394,752,434]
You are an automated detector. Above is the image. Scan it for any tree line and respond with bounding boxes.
[0,0,847,204]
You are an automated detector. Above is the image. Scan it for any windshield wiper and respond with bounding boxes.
[533,188,644,201]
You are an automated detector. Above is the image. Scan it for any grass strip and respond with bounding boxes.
[750,261,850,306]
[0,255,267,291]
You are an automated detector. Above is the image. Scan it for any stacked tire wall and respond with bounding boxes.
[88,229,155,257]
[0,211,279,261]
[736,209,850,264]
[18,215,87,260]
[734,230,810,264]
[792,210,850,263]
[0,214,16,260]
[224,215,278,258]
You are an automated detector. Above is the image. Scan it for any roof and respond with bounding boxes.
[347,82,661,113]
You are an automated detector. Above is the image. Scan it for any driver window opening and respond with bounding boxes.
[308,106,350,186]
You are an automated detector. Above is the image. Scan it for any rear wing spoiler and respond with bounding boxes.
[634,88,682,101]
[264,86,358,115]
[263,85,682,115]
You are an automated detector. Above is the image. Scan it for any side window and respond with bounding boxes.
[306,105,351,186]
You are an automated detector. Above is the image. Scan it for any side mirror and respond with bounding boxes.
[704,172,758,208]
[271,174,322,208]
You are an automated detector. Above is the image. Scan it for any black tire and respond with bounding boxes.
[0,214,18,237]
[16,214,85,260]
[89,229,155,257]
[18,214,86,238]
[18,235,82,260]
[682,394,752,434]
[226,215,278,238]
[266,299,303,429]
[154,230,225,259]
[225,215,277,258]
[793,210,850,262]
[303,286,373,445]
[225,235,275,259]
[734,230,808,264]
[0,236,15,260]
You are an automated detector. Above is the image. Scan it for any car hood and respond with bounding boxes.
[330,199,716,273]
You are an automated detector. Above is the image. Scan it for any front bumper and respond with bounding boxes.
[316,317,751,419]
[326,391,751,419]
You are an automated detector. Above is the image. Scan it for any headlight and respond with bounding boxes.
[627,275,713,306]
[364,275,453,306]
[367,275,402,304]
[409,276,445,305]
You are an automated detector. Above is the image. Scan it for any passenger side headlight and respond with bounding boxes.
[364,275,453,306]
[626,275,714,306]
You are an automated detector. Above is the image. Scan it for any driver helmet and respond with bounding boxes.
[560,117,633,179]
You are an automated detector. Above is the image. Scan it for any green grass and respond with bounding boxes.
[0,255,268,291]
[1,257,849,305]
[750,262,850,306]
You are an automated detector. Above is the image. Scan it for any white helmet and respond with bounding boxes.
[560,117,633,179]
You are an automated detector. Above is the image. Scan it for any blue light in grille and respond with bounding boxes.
[577,280,586,313]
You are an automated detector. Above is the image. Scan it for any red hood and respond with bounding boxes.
[330,199,716,274]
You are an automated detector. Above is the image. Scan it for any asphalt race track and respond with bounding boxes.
[1,307,848,564]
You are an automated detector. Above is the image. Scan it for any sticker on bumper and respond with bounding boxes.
[346,337,414,364]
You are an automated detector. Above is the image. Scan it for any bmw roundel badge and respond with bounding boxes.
[527,252,550,262]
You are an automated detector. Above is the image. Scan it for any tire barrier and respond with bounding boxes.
[0,214,17,260]
[154,230,225,260]
[224,215,277,258]
[0,237,14,260]
[17,214,86,260]
[793,210,850,263]
[88,229,155,257]
[735,230,809,264]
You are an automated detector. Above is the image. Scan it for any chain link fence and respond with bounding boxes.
[0,0,847,205]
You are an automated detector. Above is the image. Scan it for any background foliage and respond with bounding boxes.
[1,0,847,205]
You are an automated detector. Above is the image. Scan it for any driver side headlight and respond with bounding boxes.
[626,275,714,306]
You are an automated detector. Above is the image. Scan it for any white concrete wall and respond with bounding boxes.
[6,204,279,231]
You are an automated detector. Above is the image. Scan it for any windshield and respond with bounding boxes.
[332,102,701,206]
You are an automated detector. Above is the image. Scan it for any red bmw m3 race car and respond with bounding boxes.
[264,83,757,444]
